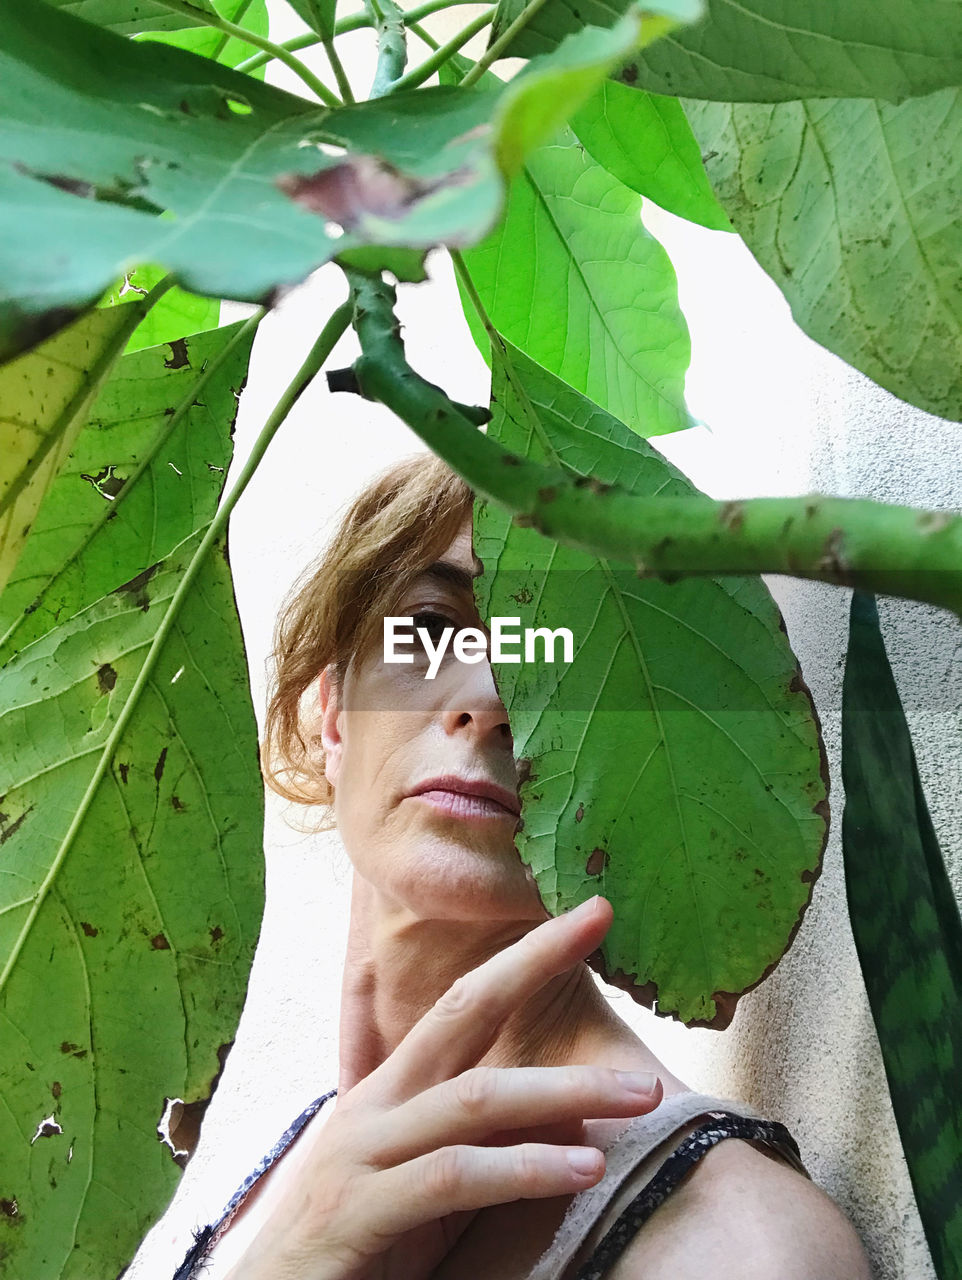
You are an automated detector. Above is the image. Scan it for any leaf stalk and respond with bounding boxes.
[459,0,552,85]
[391,8,495,91]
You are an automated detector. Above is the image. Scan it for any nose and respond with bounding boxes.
[440,653,513,747]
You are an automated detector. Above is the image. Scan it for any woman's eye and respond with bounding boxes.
[411,611,452,645]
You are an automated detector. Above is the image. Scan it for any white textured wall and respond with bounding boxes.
[127,15,961,1278]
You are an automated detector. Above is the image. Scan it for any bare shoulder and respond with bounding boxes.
[606,1135,874,1280]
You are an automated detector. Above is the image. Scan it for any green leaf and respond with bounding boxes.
[286,0,336,39]
[686,90,962,423]
[570,81,731,230]
[139,0,271,73]
[47,0,217,33]
[841,591,962,1280]
[477,346,828,1025]
[0,0,647,360]
[621,0,962,103]
[0,302,149,598]
[0,321,256,664]
[0,333,262,1280]
[461,132,694,437]
[488,0,701,61]
[99,264,221,354]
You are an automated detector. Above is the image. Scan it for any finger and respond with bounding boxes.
[358,1142,606,1243]
[368,1065,662,1165]
[373,895,614,1099]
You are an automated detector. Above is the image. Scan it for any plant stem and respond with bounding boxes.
[338,272,962,620]
[459,0,551,85]
[235,0,480,74]
[323,35,356,101]
[0,311,266,660]
[391,9,494,90]
[0,300,352,998]
[209,0,257,61]
[364,0,409,95]
[407,20,440,50]
[150,0,340,104]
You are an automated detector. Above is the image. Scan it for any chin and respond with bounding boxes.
[388,831,545,922]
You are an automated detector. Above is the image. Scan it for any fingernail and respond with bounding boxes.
[566,1147,602,1176]
[567,896,600,919]
[616,1070,659,1096]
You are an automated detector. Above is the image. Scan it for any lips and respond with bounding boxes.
[407,774,521,817]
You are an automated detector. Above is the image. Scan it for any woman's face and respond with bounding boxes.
[319,520,544,922]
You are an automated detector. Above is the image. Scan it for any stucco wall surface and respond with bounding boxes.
[127,20,961,1279]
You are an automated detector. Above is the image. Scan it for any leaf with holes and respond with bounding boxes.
[0,302,150,598]
[686,90,962,423]
[0,0,648,360]
[474,346,829,1025]
[0,333,261,1279]
[0,320,256,664]
[460,130,693,437]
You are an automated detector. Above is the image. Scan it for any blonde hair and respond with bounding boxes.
[262,453,473,809]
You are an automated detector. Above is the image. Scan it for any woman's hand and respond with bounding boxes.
[228,896,663,1280]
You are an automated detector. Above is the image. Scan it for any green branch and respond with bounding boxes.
[234,0,480,74]
[459,0,552,86]
[323,35,355,101]
[0,299,352,998]
[391,8,495,91]
[150,0,340,104]
[363,0,408,95]
[337,272,962,620]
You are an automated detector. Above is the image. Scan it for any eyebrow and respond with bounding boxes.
[417,558,482,594]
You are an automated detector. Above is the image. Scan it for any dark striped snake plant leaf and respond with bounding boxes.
[841,589,962,1280]
[476,346,830,1026]
[0,323,263,1280]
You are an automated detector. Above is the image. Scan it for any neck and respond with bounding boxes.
[336,871,684,1096]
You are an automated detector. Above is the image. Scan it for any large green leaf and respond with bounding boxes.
[286,0,336,39]
[0,302,149,598]
[493,0,962,103]
[622,0,962,103]
[686,90,962,423]
[476,346,828,1025]
[461,132,693,437]
[140,0,270,70]
[841,591,962,1280]
[0,321,255,663]
[0,0,647,361]
[570,81,731,230]
[0,331,262,1280]
[489,0,700,62]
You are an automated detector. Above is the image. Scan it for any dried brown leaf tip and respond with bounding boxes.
[277,156,442,232]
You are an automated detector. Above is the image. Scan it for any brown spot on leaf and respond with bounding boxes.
[510,586,533,605]
[171,795,185,812]
[538,486,557,504]
[151,933,171,951]
[0,1198,18,1219]
[619,62,638,85]
[209,925,224,945]
[60,1042,79,1055]
[51,1082,62,1100]
[277,156,449,231]
[0,807,31,845]
[118,762,130,785]
[164,338,190,370]
[586,848,608,876]
[116,564,157,612]
[154,748,168,783]
[80,922,98,938]
[96,663,117,695]
[501,454,521,466]
[159,1041,233,1168]
[575,803,584,823]
[81,465,126,501]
